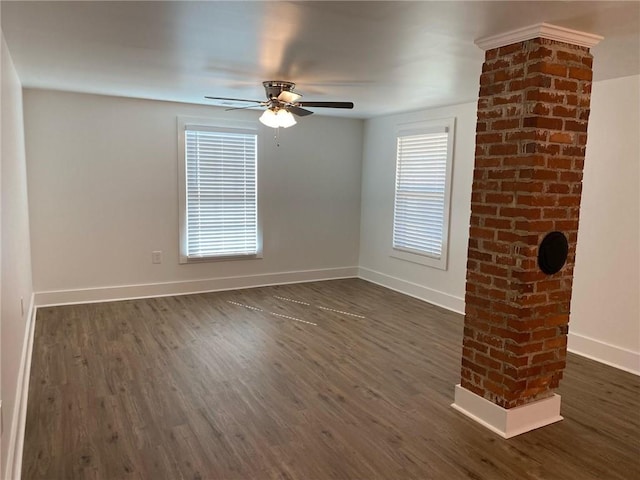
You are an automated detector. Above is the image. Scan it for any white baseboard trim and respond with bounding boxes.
[451,384,563,438]
[34,267,359,307]
[357,267,464,314]
[4,293,37,480]
[568,332,640,376]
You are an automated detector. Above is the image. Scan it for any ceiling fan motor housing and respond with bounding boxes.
[263,80,296,100]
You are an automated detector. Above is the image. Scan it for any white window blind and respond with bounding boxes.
[393,128,450,260]
[184,126,258,259]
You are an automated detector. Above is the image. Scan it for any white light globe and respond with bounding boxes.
[276,109,297,128]
[259,109,280,128]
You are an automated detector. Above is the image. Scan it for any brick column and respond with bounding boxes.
[452,24,602,437]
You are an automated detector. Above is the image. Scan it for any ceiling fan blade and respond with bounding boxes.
[277,91,302,104]
[205,96,264,104]
[298,101,354,109]
[225,105,263,111]
[288,106,314,117]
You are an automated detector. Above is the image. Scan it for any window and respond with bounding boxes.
[178,118,261,263]
[392,118,455,270]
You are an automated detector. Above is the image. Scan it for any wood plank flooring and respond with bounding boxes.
[23,279,640,479]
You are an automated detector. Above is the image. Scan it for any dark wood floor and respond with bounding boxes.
[23,279,640,479]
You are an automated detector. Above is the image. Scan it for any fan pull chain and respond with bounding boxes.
[274,127,281,147]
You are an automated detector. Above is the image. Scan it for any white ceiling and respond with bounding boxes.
[2,1,639,119]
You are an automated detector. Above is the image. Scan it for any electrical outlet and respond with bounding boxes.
[152,251,163,264]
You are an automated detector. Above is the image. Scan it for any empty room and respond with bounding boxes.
[1,1,639,479]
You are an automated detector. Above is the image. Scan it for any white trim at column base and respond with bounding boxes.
[451,384,563,438]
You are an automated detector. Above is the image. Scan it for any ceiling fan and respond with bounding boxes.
[205,81,354,128]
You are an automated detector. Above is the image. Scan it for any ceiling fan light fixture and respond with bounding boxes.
[276,109,297,128]
[259,108,297,129]
[259,108,280,128]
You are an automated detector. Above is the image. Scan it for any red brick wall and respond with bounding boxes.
[462,38,593,409]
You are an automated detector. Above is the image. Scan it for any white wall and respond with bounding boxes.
[358,102,476,312]
[1,34,34,478]
[569,74,640,374]
[23,90,363,303]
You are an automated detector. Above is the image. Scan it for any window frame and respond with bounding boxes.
[177,116,263,264]
[390,117,455,270]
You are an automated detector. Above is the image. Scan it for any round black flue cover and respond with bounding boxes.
[538,231,569,275]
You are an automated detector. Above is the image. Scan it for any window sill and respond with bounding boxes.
[179,252,263,264]
[390,248,447,270]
